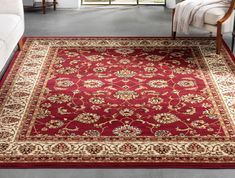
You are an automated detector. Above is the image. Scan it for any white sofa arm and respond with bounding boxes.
[0,0,24,19]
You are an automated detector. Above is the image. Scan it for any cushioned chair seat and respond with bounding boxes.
[204,7,227,25]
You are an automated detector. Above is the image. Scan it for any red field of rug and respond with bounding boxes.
[0,37,235,168]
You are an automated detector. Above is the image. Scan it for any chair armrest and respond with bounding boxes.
[218,0,235,24]
[0,0,24,19]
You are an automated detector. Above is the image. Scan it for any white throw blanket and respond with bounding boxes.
[173,0,230,33]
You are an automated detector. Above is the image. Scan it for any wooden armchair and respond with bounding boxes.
[172,0,235,54]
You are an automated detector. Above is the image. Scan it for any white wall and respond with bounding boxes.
[56,0,79,8]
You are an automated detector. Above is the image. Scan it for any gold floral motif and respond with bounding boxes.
[170,51,185,57]
[48,93,72,104]
[148,80,168,88]
[115,48,134,55]
[5,104,23,110]
[221,144,235,155]
[0,131,12,139]
[171,60,181,65]
[15,80,31,87]
[64,51,80,57]
[0,143,9,152]
[86,55,104,61]
[89,97,105,104]
[154,113,179,124]
[142,47,155,52]
[174,67,193,74]
[148,97,163,104]
[86,144,103,154]
[70,60,79,65]
[0,117,19,125]
[119,59,130,64]
[51,143,70,153]
[113,125,142,137]
[114,90,138,101]
[55,78,74,88]
[119,108,134,117]
[145,55,163,62]
[18,144,36,155]
[46,120,64,129]
[118,143,138,153]
[93,67,107,73]
[203,109,218,119]
[75,113,100,124]
[36,108,51,119]
[186,143,205,153]
[83,130,100,136]
[12,91,29,97]
[115,69,136,78]
[54,64,63,69]
[184,107,196,115]
[94,48,107,52]
[58,107,70,115]
[56,67,77,74]
[191,120,209,129]
[153,144,171,154]
[177,80,195,87]
[84,80,104,88]
[181,94,205,103]
[54,56,65,64]
[144,67,157,72]
[154,130,171,136]
[41,103,51,108]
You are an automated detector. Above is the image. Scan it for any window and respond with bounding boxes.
[82,0,165,5]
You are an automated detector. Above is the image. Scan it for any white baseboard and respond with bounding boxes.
[24,0,80,9]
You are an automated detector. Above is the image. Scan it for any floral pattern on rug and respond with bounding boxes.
[0,37,235,167]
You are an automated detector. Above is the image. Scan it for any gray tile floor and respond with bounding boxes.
[23,5,233,48]
[1,6,235,178]
[24,6,172,36]
[1,169,235,178]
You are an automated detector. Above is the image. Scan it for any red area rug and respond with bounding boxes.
[1,37,235,168]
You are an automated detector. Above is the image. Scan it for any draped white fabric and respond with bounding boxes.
[173,0,230,33]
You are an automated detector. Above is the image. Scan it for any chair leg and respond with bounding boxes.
[232,32,235,52]
[18,38,24,51]
[172,9,176,40]
[216,23,222,54]
[172,32,176,40]
[42,0,46,14]
[209,32,213,37]
[53,0,57,11]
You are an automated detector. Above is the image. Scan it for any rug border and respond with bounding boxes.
[1,37,235,169]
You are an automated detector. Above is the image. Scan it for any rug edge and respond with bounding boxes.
[1,162,235,169]
[1,37,235,169]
